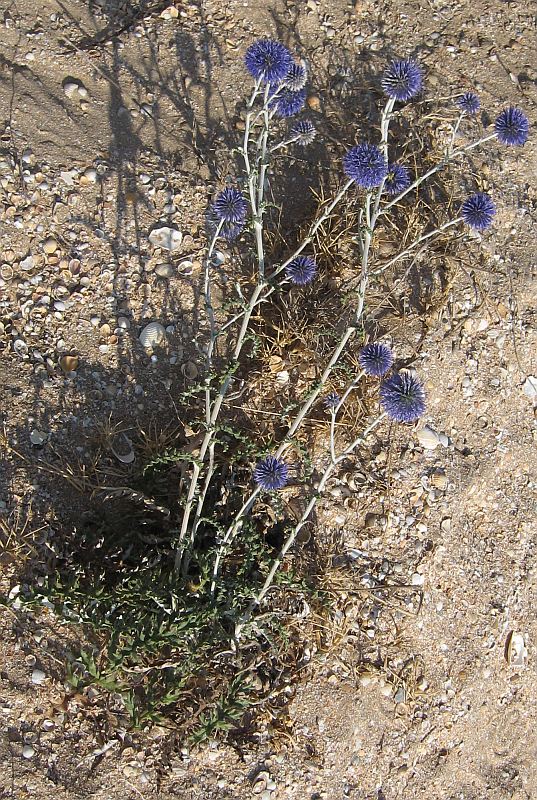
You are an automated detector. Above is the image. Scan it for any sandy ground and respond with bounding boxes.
[1,0,536,798]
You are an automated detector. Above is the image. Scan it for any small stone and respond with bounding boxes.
[307,94,321,111]
[149,226,182,251]
[155,263,174,278]
[20,255,34,271]
[22,745,35,759]
[411,572,424,586]
[60,354,79,373]
[522,376,537,403]
[60,170,77,186]
[13,339,29,356]
[181,361,198,380]
[43,237,58,254]
[31,668,46,684]
[30,430,47,446]
[53,300,66,312]
[394,686,405,703]
[160,5,179,19]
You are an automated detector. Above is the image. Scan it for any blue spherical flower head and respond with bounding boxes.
[343,143,388,189]
[284,62,307,91]
[285,255,317,285]
[270,88,306,118]
[381,59,422,101]
[220,221,245,241]
[291,119,316,145]
[244,39,292,84]
[457,92,480,115]
[494,106,529,146]
[213,188,248,224]
[254,455,289,491]
[359,342,394,377]
[384,163,410,196]
[461,193,496,231]
[323,391,340,410]
[380,371,425,423]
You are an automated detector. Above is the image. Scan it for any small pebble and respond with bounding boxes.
[83,168,97,183]
[155,263,174,278]
[31,668,46,684]
[149,226,182,251]
[22,745,35,759]
[30,430,47,446]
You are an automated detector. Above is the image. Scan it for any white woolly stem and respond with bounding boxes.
[379,133,497,216]
[234,412,388,638]
[372,216,464,276]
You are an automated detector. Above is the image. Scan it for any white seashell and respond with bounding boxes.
[139,321,166,350]
[110,434,135,464]
[31,668,46,684]
[522,376,537,403]
[416,425,443,450]
[212,251,225,266]
[63,81,79,98]
[178,260,193,274]
[506,632,527,668]
[148,226,182,251]
[83,168,97,183]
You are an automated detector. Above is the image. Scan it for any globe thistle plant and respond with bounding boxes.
[380,372,426,423]
[284,62,307,92]
[381,59,422,101]
[384,163,411,196]
[270,88,306,118]
[461,193,496,230]
[343,143,388,189]
[457,92,480,115]
[212,187,248,224]
[244,39,292,83]
[254,456,289,491]
[290,119,316,145]
[180,39,525,658]
[285,255,317,285]
[494,106,529,146]
[359,343,394,377]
